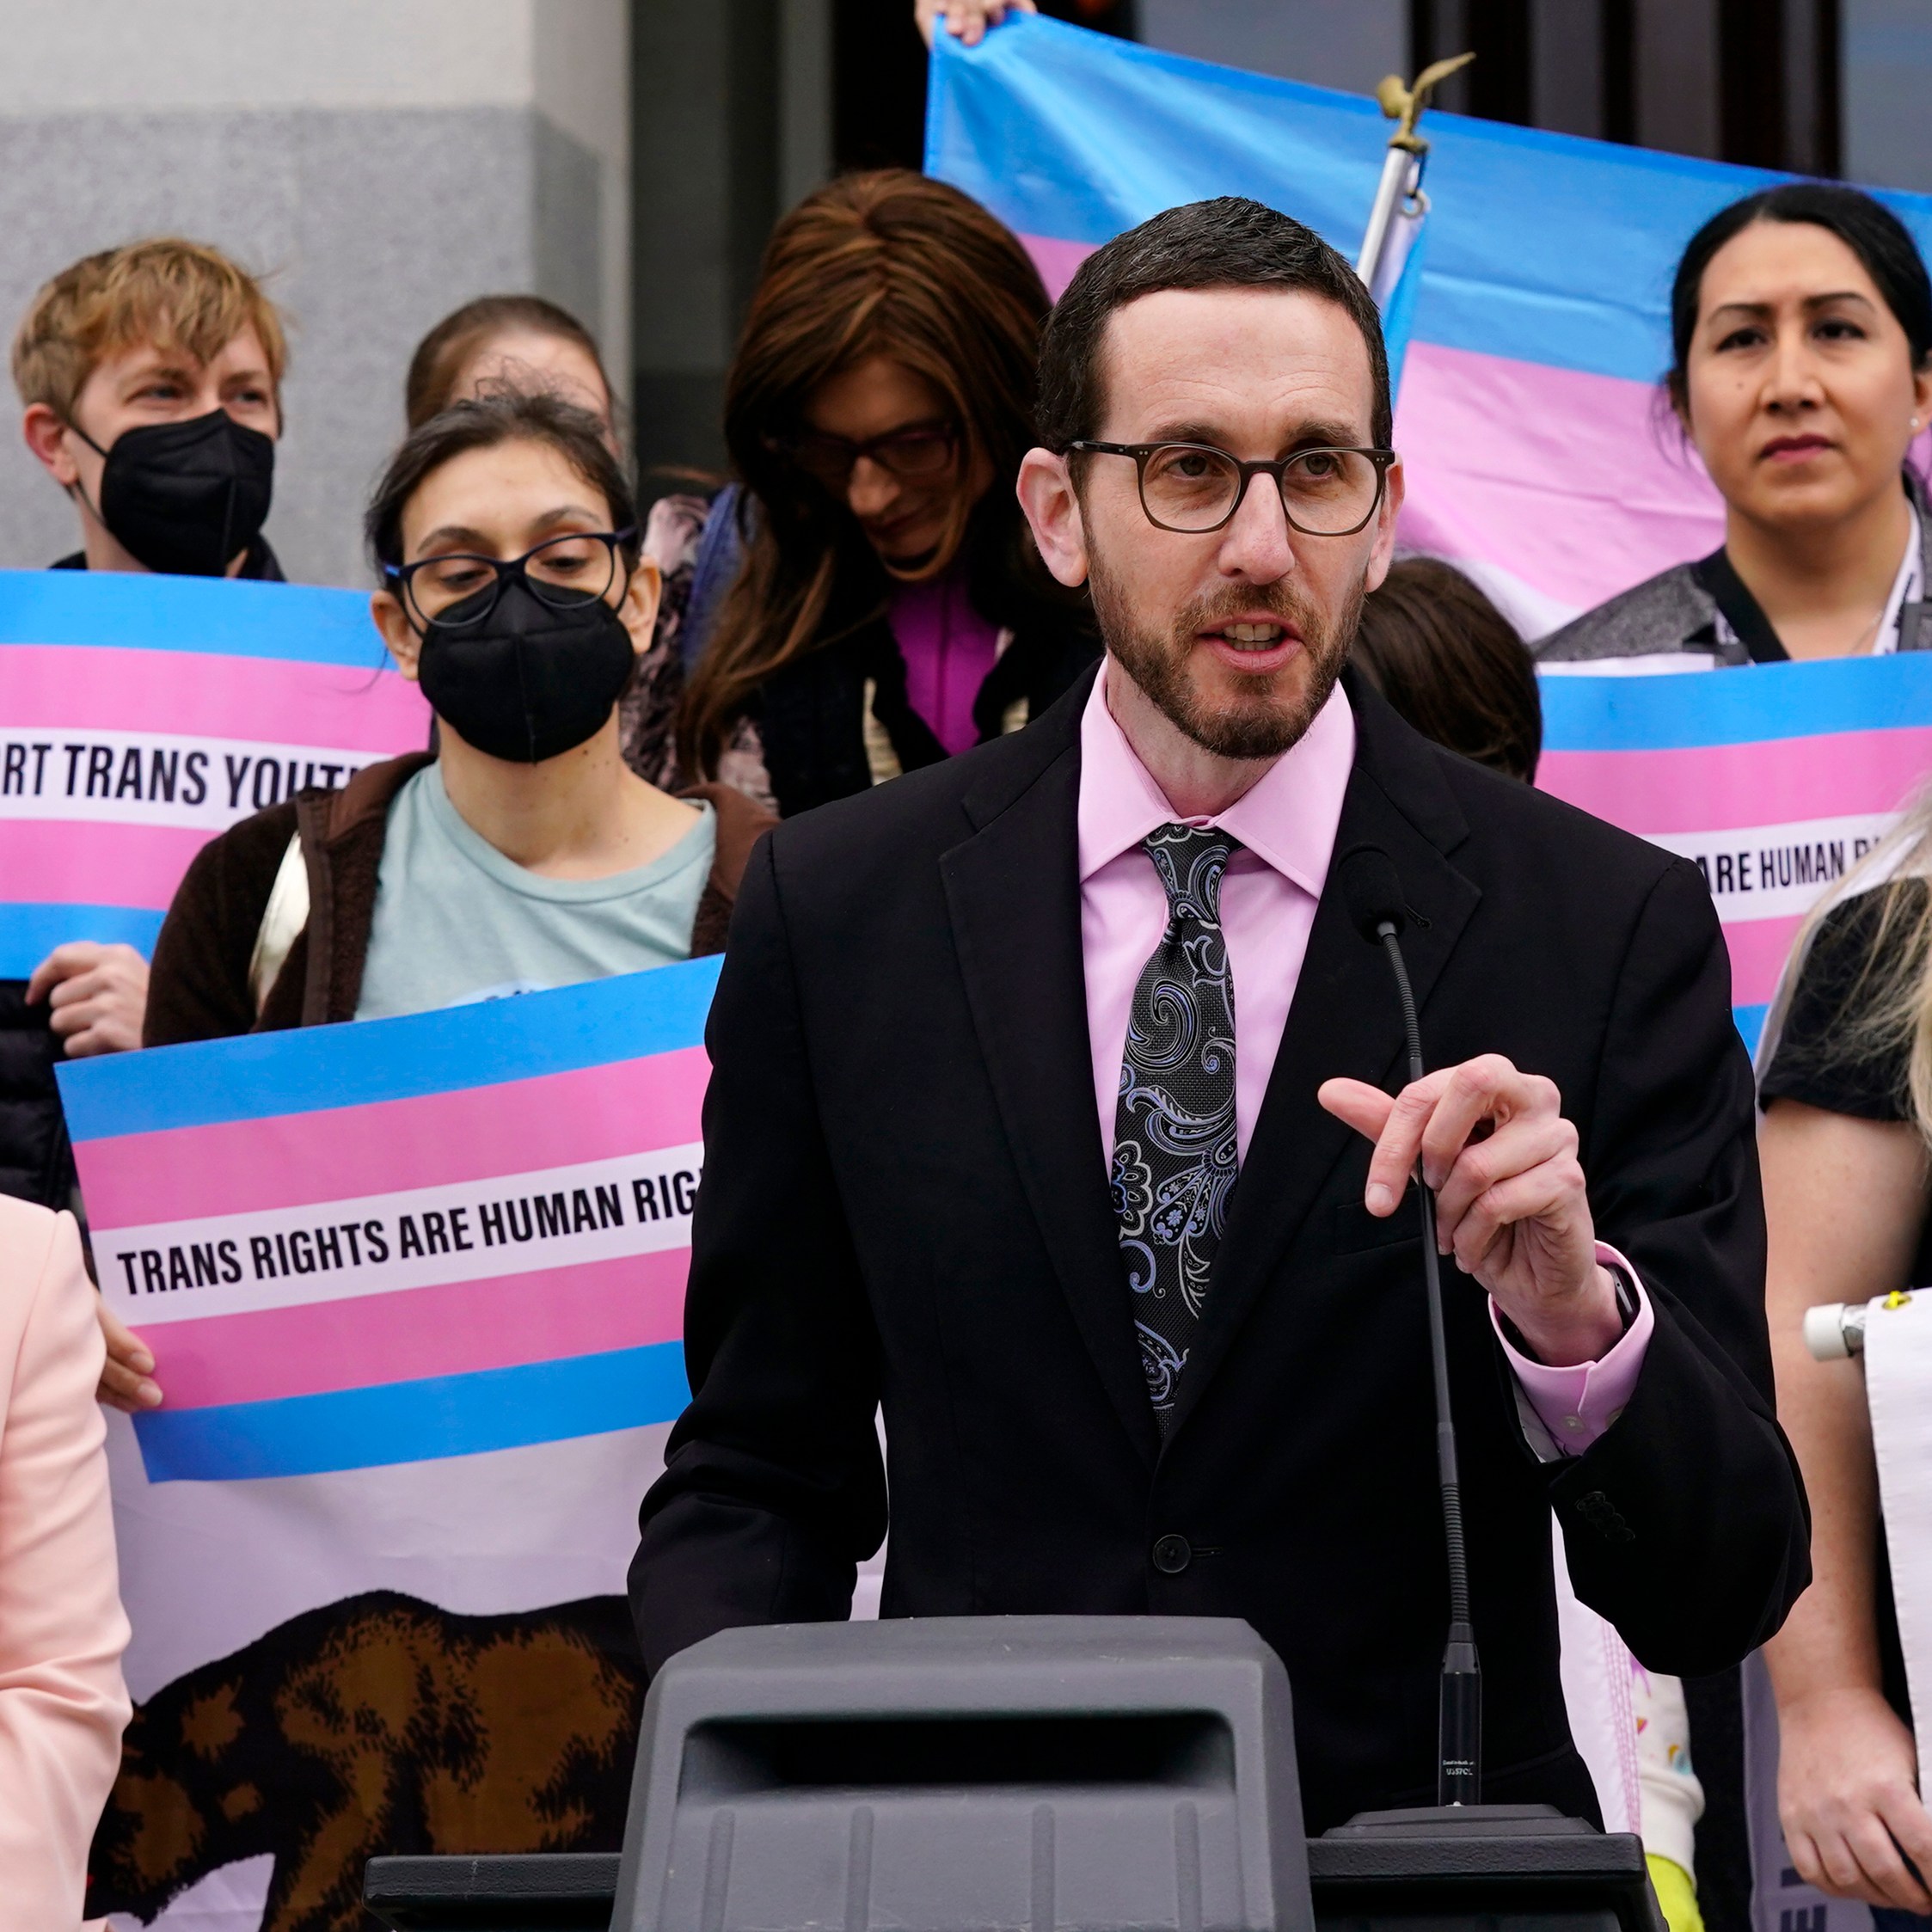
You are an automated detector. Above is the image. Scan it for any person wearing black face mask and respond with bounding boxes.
[58,408,277,580]
[6,239,292,1416]
[141,387,774,1061]
[17,238,286,583]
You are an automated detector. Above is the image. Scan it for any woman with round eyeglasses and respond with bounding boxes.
[142,388,776,1050]
[661,169,1100,818]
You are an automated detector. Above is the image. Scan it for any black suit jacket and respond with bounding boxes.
[631,665,1809,1831]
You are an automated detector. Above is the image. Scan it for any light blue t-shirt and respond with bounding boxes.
[354,766,715,1020]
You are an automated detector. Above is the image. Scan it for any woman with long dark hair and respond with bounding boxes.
[1541,180,1932,1932]
[1541,183,1932,670]
[669,169,1097,815]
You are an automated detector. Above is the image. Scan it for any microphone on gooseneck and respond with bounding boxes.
[1339,843,1481,1808]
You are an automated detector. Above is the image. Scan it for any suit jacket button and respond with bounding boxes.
[1151,1534,1192,1575]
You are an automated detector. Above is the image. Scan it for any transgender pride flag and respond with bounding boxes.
[926,17,1932,638]
[1538,655,1932,1053]
[0,568,429,976]
[57,961,712,1482]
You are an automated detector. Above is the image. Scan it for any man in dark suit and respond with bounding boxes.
[631,198,1808,1830]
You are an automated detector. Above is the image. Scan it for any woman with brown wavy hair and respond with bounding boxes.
[670,169,1097,816]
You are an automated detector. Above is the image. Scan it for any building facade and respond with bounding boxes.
[0,1,1925,582]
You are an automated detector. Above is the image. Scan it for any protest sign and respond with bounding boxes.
[0,568,429,977]
[59,962,714,1929]
[925,16,1932,637]
[1537,653,1932,1054]
[1542,655,1925,1932]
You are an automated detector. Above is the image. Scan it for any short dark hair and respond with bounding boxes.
[1351,556,1542,782]
[365,389,640,575]
[1036,197,1392,454]
[1669,183,1932,408]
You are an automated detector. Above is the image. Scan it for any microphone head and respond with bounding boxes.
[1338,843,1408,943]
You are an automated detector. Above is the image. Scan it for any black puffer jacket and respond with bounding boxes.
[0,984,73,1208]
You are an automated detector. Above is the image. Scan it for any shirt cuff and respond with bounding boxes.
[1492,1242,1653,1457]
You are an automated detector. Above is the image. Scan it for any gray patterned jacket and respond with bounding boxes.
[1536,471,1932,667]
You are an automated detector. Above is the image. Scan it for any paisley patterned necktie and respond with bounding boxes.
[1110,824,1241,1432]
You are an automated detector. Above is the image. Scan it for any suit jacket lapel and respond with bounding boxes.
[941,682,1161,1467]
[1164,685,1482,1444]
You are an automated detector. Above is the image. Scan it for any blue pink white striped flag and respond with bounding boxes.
[1536,655,1932,1052]
[57,960,714,1481]
[925,17,1932,639]
[0,568,431,976]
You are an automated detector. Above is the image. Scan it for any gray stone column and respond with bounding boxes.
[0,0,629,588]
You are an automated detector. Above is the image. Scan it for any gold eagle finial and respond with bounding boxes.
[1373,52,1476,152]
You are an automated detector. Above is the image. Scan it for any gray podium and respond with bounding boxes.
[365,1616,1662,1932]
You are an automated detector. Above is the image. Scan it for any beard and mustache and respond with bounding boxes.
[1088,549,1365,761]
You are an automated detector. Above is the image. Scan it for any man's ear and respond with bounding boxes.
[371,590,421,681]
[1015,447,1089,589]
[1361,457,1405,596]
[616,556,663,658]
[21,404,80,487]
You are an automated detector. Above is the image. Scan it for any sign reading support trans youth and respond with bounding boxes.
[58,963,715,1927]
[0,567,430,976]
[58,961,711,1481]
[1537,654,1932,1054]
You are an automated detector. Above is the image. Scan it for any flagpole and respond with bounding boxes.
[1355,52,1475,300]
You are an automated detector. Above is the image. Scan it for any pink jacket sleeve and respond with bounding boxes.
[0,1199,132,1929]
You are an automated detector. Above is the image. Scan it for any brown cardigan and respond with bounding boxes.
[144,753,775,1047]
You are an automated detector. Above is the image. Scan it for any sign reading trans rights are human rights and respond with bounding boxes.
[0,567,430,975]
[57,959,716,1483]
[1537,653,1932,1054]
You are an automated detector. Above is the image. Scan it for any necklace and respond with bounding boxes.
[1850,578,1904,655]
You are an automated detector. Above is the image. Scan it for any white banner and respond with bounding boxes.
[101,1143,703,1323]
[0,727,381,826]
[1865,1291,1932,1803]
[1647,814,1896,923]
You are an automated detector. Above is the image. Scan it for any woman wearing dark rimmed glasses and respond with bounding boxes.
[662,169,1099,817]
[141,389,774,1052]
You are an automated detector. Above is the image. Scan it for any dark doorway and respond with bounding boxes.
[832,0,1137,174]
[1409,0,1531,125]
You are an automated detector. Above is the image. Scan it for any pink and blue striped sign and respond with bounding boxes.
[1537,656,1932,1052]
[0,568,431,977]
[926,18,1932,637]
[56,959,715,1481]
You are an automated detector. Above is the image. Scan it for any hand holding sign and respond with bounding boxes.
[27,941,148,1057]
[95,1297,161,1414]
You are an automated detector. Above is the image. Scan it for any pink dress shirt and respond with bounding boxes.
[0,1199,132,1928]
[1076,664,1650,1451]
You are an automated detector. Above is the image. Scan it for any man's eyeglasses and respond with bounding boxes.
[766,421,960,491]
[1066,441,1397,537]
[385,529,638,629]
